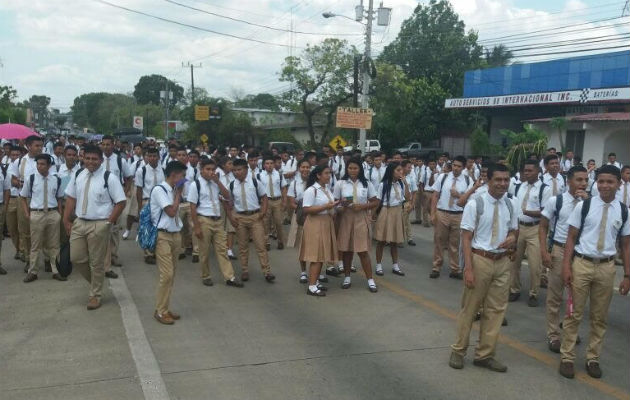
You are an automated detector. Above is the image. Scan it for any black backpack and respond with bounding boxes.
[514,182,548,209]
[229,177,261,203]
[576,198,628,245]
[75,168,114,202]
[28,173,62,199]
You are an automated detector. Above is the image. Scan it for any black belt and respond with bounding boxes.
[519,221,540,226]
[10,195,17,198]
[158,228,179,233]
[553,240,566,248]
[237,210,259,215]
[438,209,463,215]
[200,215,222,221]
[30,208,56,212]
[78,218,107,222]
[268,196,282,201]
[574,252,614,264]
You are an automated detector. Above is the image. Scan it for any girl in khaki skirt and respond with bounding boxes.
[287,159,311,283]
[333,157,379,292]
[374,162,410,277]
[300,165,339,297]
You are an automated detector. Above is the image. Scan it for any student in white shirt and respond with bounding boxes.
[63,145,126,310]
[217,156,237,260]
[173,147,196,261]
[151,160,187,325]
[230,158,274,283]
[374,162,410,277]
[367,152,387,189]
[334,158,379,292]
[616,165,630,207]
[561,151,574,173]
[258,155,288,250]
[420,159,437,228]
[449,163,518,372]
[121,144,145,239]
[539,166,589,354]
[21,154,65,282]
[411,158,425,224]
[430,156,473,279]
[189,158,243,288]
[10,135,43,269]
[606,152,622,170]
[0,158,10,275]
[541,154,566,196]
[402,160,419,246]
[3,146,22,263]
[300,165,339,296]
[287,159,311,282]
[559,165,630,379]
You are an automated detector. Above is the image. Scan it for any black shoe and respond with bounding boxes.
[474,312,481,321]
[559,362,575,379]
[341,280,351,289]
[299,274,308,284]
[44,261,52,273]
[0,266,6,275]
[185,247,193,256]
[145,256,156,265]
[407,240,416,246]
[52,273,67,281]
[306,287,326,297]
[508,292,520,302]
[202,278,214,286]
[23,273,38,283]
[178,253,186,260]
[325,267,340,277]
[502,318,508,326]
[319,276,329,283]
[375,268,384,276]
[540,276,548,289]
[392,268,405,276]
[191,255,199,263]
[397,243,404,248]
[368,284,378,293]
[585,361,602,379]
[228,253,237,260]
[473,358,507,372]
[226,278,244,288]
[449,271,463,280]
[548,339,561,353]
[429,270,440,279]
[265,273,276,282]
[527,295,538,307]
[105,270,118,279]
[411,220,422,225]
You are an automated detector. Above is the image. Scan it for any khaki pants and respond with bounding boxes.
[198,216,235,280]
[6,197,19,254]
[71,219,110,299]
[264,199,285,245]
[402,202,412,242]
[433,211,462,273]
[452,253,510,360]
[560,257,616,363]
[546,244,565,341]
[179,203,198,255]
[510,223,542,297]
[17,197,31,262]
[414,189,423,222]
[155,231,181,315]
[28,210,60,275]
[235,212,270,274]
[422,191,433,226]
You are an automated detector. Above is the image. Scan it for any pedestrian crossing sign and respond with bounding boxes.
[329,135,347,151]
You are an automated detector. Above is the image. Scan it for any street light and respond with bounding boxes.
[322,12,365,24]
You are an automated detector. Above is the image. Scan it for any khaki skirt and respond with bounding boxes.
[286,213,303,249]
[373,205,404,243]
[299,213,338,263]
[336,209,371,253]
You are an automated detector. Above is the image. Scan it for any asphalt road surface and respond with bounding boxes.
[1,224,629,400]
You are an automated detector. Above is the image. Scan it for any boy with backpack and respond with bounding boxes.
[135,147,165,264]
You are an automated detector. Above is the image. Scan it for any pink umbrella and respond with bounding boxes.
[0,123,39,140]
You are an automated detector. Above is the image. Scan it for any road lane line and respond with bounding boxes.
[110,272,171,400]
[377,278,630,400]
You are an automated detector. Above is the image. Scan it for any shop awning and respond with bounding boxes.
[524,112,630,123]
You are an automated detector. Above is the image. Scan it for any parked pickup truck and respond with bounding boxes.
[395,143,441,160]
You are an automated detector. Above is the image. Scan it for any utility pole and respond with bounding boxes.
[160,80,172,139]
[358,0,374,154]
[183,62,202,122]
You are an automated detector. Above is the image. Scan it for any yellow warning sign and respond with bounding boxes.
[329,135,347,151]
[200,134,208,143]
[195,105,210,121]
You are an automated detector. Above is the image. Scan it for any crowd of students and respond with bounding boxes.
[0,135,628,381]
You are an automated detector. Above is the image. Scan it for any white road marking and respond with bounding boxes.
[110,272,171,400]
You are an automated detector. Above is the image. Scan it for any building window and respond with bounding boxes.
[566,130,585,158]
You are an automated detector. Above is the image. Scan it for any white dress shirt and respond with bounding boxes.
[182,164,199,201]
[281,158,297,182]
[470,184,488,201]
[103,152,133,183]
[187,178,222,217]
[461,192,518,252]
[368,165,387,188]
[377,181,405,207]
[333,179,376,204]
[541,172,566,196]
[9,155,37,183]
[65,166,126,219]
[463,168,480,181]
[562,159,573,172]
[20,172,61,209]
[331,155,345,178]
[569,195,630,258]
[421,168,436,191]
[432,172,474,212]
[541,192,583,244]
[135,164,165,199]
[510,180,552,223]
[57,163,80,180]
[150,182,182,232]
[616,180,630,207]
[303,182,335,215]
[607,161,623,169]
[231,177,266,213]
[258,169,287,199]
[404,174,418,193]
[0,170,9,203]
[288,175,308,202]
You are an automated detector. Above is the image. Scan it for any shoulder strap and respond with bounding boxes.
[195,178,201,206]
[504,196,514,222]
[55,175,62,198]
[464,175,470,186]
[29,174,35,197]
[576,197,592,245]
[475,196,484,227]
[538,183,547,207]
[116,154,123,180]
[229,180,235,197]
[619,201,628,239]
[142,166,147,187]
[550,195,563,241]
[514,183,521,197]
[75,167,84,179]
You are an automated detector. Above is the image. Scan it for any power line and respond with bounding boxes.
[506,34,630,52]
[163,0,361,36]
[508,44,630,58]
[94,0,299,48]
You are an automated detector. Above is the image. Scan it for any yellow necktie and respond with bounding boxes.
[378,169,382,182]
[82,173,92,215]
[352,181,358,204]
[597,203,609,252]
[268,173,275,197]
[521,184,532,212]
[448,177,457,207]
[623,183,628,206]
[490,200,499,246]
[207,180,219,215]
[552,178,558,196]
[43,177,49,212]
[20,158,26,180]
[173,190,181,227]
[240,181,248,211]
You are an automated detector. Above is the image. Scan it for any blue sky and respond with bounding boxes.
[0,0,627,111]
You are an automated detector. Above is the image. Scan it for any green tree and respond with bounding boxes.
[235,93,280,111]
[484,44,513,68]
[133,74,184,106]
[502,125,548,173]
[379,0,483,96]
[279,38,355,145]
[549,117,567,153]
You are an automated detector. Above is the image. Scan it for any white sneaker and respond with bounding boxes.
[122,230,130,240]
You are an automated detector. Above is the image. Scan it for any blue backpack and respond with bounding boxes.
[137,185,167,251]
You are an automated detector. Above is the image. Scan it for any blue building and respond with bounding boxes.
[445,51,630,165]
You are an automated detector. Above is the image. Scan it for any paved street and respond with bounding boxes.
[1,224,629,400]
